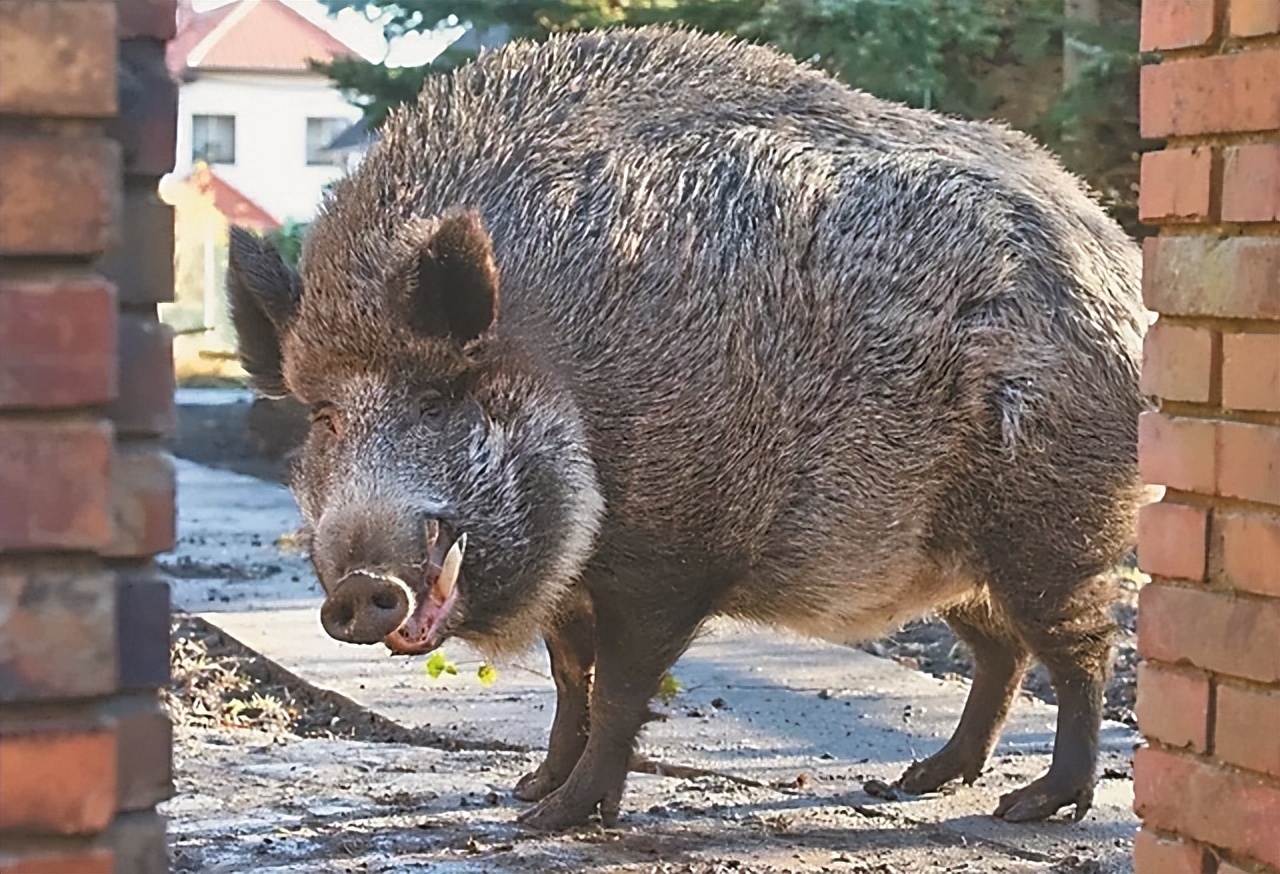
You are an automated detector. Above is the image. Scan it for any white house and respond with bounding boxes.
[167,0,365,226]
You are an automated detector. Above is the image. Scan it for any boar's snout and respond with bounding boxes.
[320,572,412,644]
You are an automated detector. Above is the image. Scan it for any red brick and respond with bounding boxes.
[105,698,172,811]
[1134,746,1280,868]
[1136,662,1211,751]
[0,729,117,834]
[1141,50,1280,138]
[0,420,113,551]
[106,314,175,438]
[1139,411,1217,493]
[0,1,117,117]
[1223,333,1280,413]
[1133,827,1209,874]
[1140,147,1214,222]
[0,564,118,701]
[0,135,121,257]
[1218,421,1280,505]
[116,0,176,41]
[109,39,178,178]
[1141,0,1218,50]
[1220,510,1280,597]
[115,571,170,692]
[1231,0,1280,35]
[1223,144,1280,223]
[1138,500,1209,579]
[104,445,175,558]
[97,183,174,306]
[4,850,114,874]
[0,278,118,409]
[1142,320,1216,403]
[1139,583,1280,682]
[107,810,167,874]
[1144,236,1280,321]
[1216,682,1280,777]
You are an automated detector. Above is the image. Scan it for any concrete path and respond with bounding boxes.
[165,458,1139,872]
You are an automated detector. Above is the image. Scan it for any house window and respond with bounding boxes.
[192,114,235,164]
[306,117,348,166]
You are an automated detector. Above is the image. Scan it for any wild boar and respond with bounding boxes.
[227,26,1147,831]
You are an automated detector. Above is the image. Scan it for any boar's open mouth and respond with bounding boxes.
[383,524,467,656]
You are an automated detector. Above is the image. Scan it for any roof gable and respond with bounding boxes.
[169,0,356,77]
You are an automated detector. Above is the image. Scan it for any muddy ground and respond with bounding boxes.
[162,395,1141,873]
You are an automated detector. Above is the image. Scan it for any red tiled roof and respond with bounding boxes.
[190,164,281,231]
[168,0,356,77]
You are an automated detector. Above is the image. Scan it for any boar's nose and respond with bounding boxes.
[320,572,411,644]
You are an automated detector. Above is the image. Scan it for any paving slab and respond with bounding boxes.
[167,458,1139,872]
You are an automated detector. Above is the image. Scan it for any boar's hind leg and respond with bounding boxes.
[993,573,1115,822]
[897,598,1028,795]
[518,583,710,830]
[514,595,597,801]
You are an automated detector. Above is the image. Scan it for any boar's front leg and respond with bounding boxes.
[517,579,710,830]
[514,592,596,801]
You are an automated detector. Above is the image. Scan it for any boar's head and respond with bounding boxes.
[227,208,603,658]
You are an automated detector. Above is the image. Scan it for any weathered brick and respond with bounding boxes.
[0,729,117,834]
[1220,510,1280,597]
[1138,500,1208,580]
[1144,236,1280,321]
[1141,320,1215,404]
[1216,682,1280,778]
[1223,332,1280,413]
[107,810,168,874]
[1230,0,1280,36]
[106,314,175,439]
[116,0,176,41]
[0,0,117,117]
[0,420,113,552]
[115,570,170,692]
[97,184,174,306]
[1139,411,1217,494]
[1141,50,1280,138]
[1223,144,1280,223]
[1139,583,1280,683]
[109,39,177,178]
[104,698,172,811]
[1134,746,1280,869]
[1139,147,1213,222]
[0,277,118,409]
[1140,0,1218,50]
[1133,827,1208,874]
[4,850,114,874]
[1218,421,1280,506]
[0,564,117,701]
[1136,662,1210,752]
[104,445,175,558]
[0,135,121,257]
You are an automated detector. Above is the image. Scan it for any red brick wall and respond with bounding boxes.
[0,2,176,872]
[1135,1,1280,872]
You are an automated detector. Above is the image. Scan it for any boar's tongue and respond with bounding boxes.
[386,531,465,655]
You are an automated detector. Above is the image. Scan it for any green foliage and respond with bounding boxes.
[265,219,309,269]
[657,671,682,704]
[424,650,459,678]
[316,0,1145,234]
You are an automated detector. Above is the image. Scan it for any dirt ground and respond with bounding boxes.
[162,396,1141,873]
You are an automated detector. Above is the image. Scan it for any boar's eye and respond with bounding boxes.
[416,389,448,423]
[309,403,342,437]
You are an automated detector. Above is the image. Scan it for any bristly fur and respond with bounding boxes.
[228,26,1149,827]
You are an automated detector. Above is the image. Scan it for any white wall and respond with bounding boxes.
[174,71,363,223]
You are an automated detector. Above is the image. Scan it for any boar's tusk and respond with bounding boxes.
[434,533,466,602]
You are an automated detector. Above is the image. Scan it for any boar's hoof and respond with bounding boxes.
[321,572,411,644]
[994,772,1095,822]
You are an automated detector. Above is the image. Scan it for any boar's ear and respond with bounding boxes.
[401,209,499,344]
[227,226,302,398]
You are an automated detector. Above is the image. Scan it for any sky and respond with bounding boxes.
[191,0,465,67]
